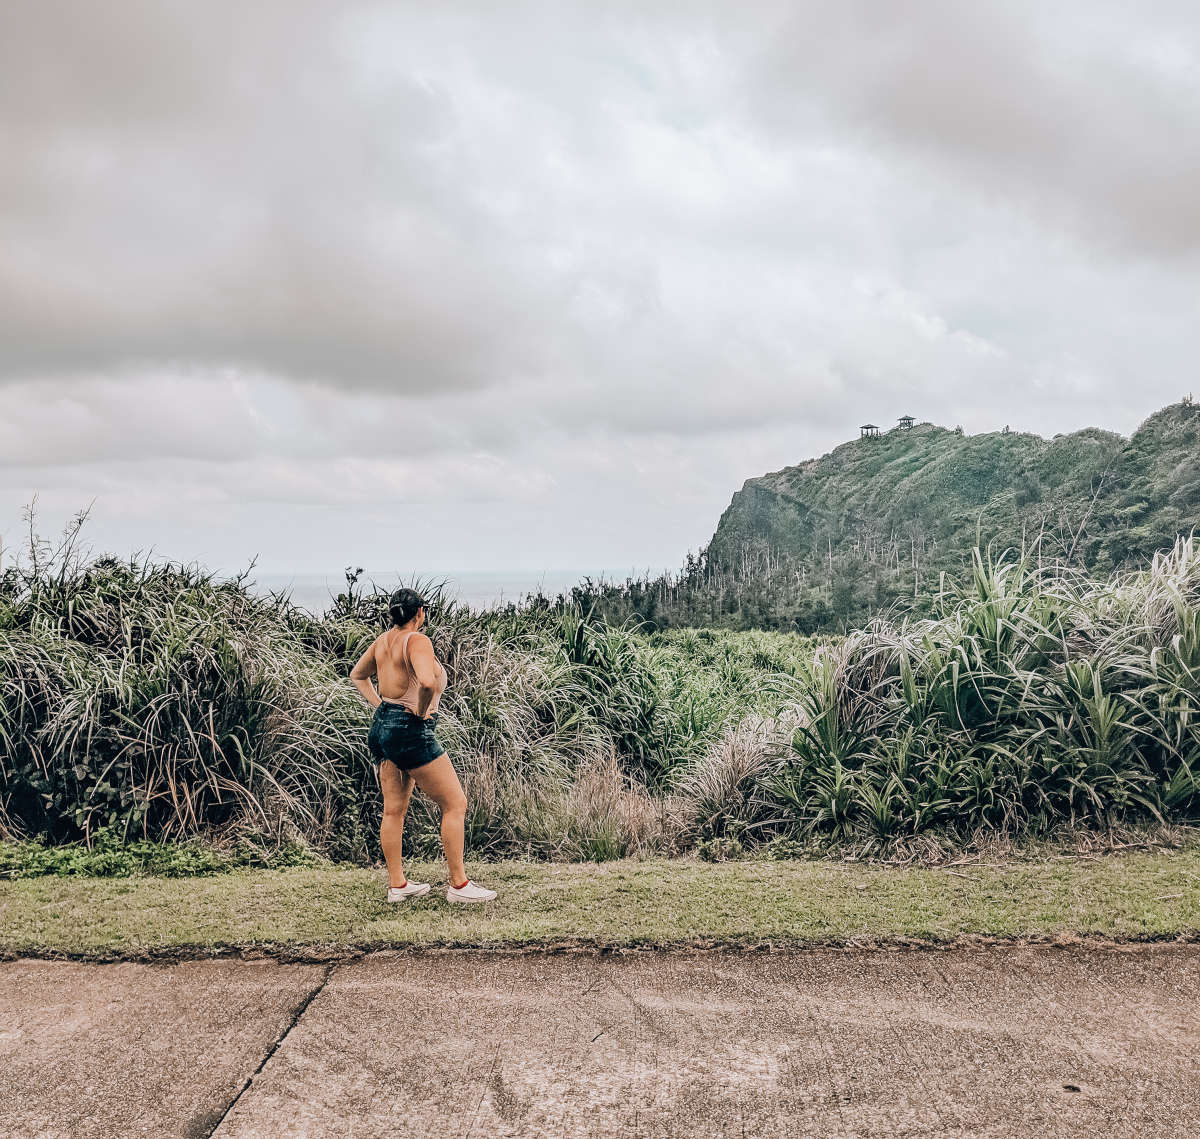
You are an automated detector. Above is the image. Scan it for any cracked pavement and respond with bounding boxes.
[3,945,1198,1137]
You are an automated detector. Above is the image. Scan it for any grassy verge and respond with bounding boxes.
[3,850,1199,959]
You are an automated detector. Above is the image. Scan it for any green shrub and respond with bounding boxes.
[2,515,1199,864]
[762,540,1200,842]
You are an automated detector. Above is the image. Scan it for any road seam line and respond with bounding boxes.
[206,961,337,1137]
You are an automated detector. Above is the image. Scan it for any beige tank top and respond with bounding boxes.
[381,630,447,715]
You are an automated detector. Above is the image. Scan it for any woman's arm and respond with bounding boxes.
[349,638,381,708]
[406,633,441,719]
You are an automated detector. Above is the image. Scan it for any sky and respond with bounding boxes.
[2,1,1198,576]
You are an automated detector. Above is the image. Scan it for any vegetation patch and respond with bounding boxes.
[576,400,1200,633]
[2,512,1198,862]
[0,833,319,879]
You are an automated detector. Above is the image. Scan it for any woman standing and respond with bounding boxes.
[350,588,496,904]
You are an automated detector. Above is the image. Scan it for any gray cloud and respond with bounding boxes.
[1,1,1198,571]
[748,0,1200,256]
[0,1,552,390]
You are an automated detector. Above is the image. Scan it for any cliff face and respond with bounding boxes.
[706,401,1199,576]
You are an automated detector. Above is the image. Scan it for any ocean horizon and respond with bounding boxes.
[247,568,667,614]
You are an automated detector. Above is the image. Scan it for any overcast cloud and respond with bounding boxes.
[1,1,1198,577]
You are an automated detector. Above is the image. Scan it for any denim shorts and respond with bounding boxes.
[368,704,446,770]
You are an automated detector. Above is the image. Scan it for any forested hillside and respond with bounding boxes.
[569,400,1200,631]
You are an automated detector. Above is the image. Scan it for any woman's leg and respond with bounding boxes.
[379,760,416,887]
[412,754,468,886]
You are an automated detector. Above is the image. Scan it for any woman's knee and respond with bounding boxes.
[381,799,408,821]
[439,790,468,817]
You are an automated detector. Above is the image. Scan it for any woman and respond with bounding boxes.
[350,588,496,904]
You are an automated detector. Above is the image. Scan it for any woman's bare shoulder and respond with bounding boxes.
[370,628,397,657]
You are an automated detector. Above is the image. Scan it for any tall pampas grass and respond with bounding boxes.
[2,511,1198,859]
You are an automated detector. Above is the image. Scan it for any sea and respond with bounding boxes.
[247,569,631,614]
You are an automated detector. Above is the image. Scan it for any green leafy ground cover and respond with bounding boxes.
[0,835,317,878]
[3,850,1198,959]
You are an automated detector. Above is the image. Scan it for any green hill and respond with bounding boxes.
[572,400,1200,632]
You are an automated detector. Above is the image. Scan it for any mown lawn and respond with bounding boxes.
[3,851,1199,959]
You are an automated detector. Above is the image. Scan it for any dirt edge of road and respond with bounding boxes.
[6,929,1198,965]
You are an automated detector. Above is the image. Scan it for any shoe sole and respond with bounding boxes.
[446,893,497,904]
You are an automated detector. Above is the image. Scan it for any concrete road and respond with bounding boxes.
[3,945,1198,1138]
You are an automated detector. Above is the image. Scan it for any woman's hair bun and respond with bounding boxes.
[388,588,426,627]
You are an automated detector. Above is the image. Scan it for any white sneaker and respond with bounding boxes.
[387,881,431,901]
[446,879,497,904]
